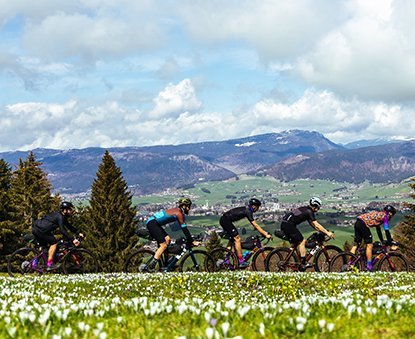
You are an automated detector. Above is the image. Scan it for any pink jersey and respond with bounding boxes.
[358,211,388,228]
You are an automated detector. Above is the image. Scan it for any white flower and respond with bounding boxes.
[221,322,230,337]
[296,323,304,332]
[318,319,326,329]
[259,322,265,336]
[204,312,211,323]
[206,327,214,339]
[64,327,72,336]
[327,323,335,332]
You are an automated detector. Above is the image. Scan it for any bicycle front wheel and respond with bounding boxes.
[251,247,274,271]
[313,245,343,272]
[179,250,215,272]
[62,248,98,274]
[7,247,44,277]
[209,247,238,271]
[265,247,298,272]
[124,249,157,273]
[376,253,409,272]
[329,252,361,272]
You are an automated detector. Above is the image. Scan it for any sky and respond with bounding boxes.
[1,0,415,152]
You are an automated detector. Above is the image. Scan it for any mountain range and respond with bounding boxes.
[1,130,414,195]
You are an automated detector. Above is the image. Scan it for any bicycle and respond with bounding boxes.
[209,232,274,271]
[7,234,98,277]
[265,230,342,272]
[329,241,409,272]
[124,229,215,273]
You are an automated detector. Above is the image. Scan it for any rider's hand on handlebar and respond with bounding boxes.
[265,233,272,240]
[192,240,201,247]
[73,238,80,246]
[327,231,335,239]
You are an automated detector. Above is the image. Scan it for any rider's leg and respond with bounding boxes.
[233,235,243,261]
[47,243,58,266]
[366,243,374,271]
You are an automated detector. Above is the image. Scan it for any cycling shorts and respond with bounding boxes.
[219,216,239,238]
[280,221,304,244]
[354,219,373,244]
[147,219,169,244]
[32,228,58,246]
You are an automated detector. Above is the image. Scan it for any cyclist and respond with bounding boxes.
[280,197,334,271]
[144,197,195,271]
[32,201,82,270]
[350,204,398,271]
[219,198,272,268]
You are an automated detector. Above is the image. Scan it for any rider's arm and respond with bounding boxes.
[176,212,193,245]
[309,220,334,238]
[250,220,271,238]
[382,215,393,244]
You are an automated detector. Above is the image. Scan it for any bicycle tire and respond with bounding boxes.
[329,252,361,272]
[265,247,298,272]
[209,247,238,271]
[313,245,343,272]
[251,246,274,271]
[178,249,215,272]
[376,253,409,272]
[124,248,158,273]
[62,248,98,274]
[7,247,45,277]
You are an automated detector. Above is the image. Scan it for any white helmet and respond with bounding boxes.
[309,197,322,208]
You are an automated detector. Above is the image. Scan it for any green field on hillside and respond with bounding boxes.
[132,175,413,207]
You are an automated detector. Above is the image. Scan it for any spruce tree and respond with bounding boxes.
[84,151,138,272]
[0,159,14,270]
[9,152,59,239]
[393,178,415,270]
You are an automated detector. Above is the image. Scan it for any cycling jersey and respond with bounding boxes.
[32,212,78,241]
[358,211,389,229]
[146,207,192,244]
[282,206,316,225]
[222,206,255,223]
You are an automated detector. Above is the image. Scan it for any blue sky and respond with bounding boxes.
[1,0,415,151]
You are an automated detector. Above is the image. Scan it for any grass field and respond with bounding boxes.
[2,272,415,338]
[132,176,413,207]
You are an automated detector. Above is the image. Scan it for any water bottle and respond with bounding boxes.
[309,245,320,256]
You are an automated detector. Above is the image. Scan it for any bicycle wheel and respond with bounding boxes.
[209,247,238,271]
[329,252,361,272]
[376,253,409,272]
[7,247,45,277]
[62,248,98,274]
[251,247,274,271]
[313,245,343,272]
[265,247,298,272]
[124,249,158,273]
[179,250,215,272]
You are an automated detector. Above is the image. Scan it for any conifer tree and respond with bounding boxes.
[83,151,138,272]
[393,178,415,269]
[9,152,59,237]
[0,159,14,270]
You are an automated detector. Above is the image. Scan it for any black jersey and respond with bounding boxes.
[283,206,316,225]
[222,206,255,223]
[33,212,78,240]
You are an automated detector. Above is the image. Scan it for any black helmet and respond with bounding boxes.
[384,205,397,215]
[309,197,322,208]
[178,197,192,207]
[60,201,74,210]
[249,198,262,207]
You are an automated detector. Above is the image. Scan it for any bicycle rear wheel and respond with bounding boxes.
[376,253,409,272]
[329,252,361,272]
[62,248,98,274]
[265,247,298,272]
[7,247,45,277]
[179,250,215,272]
[313,245,343,272]
[209,247,238,271]
[251,247,274,271]
[124,249,158,273]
